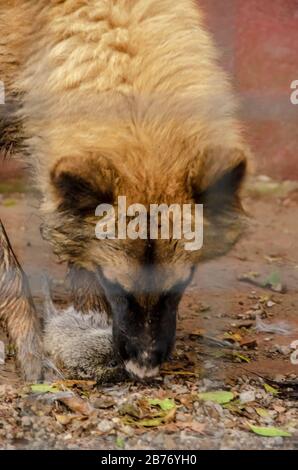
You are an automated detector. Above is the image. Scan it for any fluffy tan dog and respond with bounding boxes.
[0,0,251,380]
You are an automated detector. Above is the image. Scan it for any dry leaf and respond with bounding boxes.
[54,414,77,425]
[93,396,116,409]
[163,420,205,434]
[176,394,196,409]
[162,370,197,377]
[177,421,206,434]
[120,397,177,428]
[59,395,94,416]
[54,379,96,391]
[239,338,257,349]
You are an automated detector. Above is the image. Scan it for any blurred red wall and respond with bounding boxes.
[199,0,298,180]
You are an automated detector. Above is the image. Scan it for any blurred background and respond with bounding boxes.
[201,0,298,180]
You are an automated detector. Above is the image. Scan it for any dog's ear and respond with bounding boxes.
[50,155,115,215]
[188,146,248,214]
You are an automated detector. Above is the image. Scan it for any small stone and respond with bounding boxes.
[97,419,114,433]
[246,407,255,414]
[93,396,115,409]
[204,361,214,370]
[176,412,190,422]
[239,391,256,404]
[21,416,31,427]
[120,425,134,437]
[252,304,261,310]
[273,437,284,446]
[199,303,210,312]
[213,403,224,417]
[274,374,286,382]
[152,433,164,446]
[277,345,291,356]
[201,379,215,391]
[273,405,285,413]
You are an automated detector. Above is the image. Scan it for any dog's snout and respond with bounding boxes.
[122,340,169,379]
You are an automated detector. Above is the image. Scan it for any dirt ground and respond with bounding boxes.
[0,176,298,450]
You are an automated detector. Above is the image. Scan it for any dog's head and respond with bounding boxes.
[45,144,247,378]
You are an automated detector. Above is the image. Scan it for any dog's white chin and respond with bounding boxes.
[125,361,160,379]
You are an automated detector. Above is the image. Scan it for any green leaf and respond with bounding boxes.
[3,199,17,207]
[148,398,176,411]
[263,271,281,287]
[264,383,279,395]
[198,391,234,404]
[115,437,125,449]
[248,424,291,437]
[120,397,176,428]
[255,408,270,418]
[233,352,251,363]
[31,384,60,394]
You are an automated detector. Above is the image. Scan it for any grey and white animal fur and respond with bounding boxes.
[43,283,126,383]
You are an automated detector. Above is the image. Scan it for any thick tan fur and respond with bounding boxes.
[1,1,251,377]
[2,1,249,264]
[0,220,43,381]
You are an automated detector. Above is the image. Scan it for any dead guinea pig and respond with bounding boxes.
[43,299,126,384]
